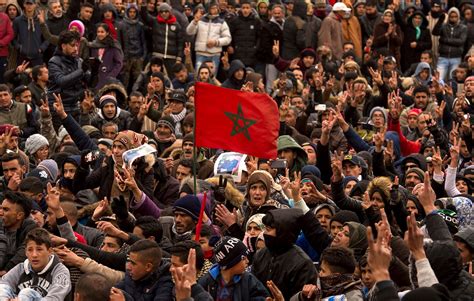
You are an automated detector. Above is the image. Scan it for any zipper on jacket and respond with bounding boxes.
[164,24,169,59]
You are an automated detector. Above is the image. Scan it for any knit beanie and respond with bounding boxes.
[183,133,194,144]
[406,167,425,182]
[114,130,148,150]
[82,125,101,138]
[300,48,317,59]
[158,2,172,11]
[157,116,176,135]
[25,134,49,155]
[58,127,69,143]
[99,94,118,108]
[37,159,59,182]
[173,195,202,221]
[214,237,249,270]
[68,20,85,37]
[301,164,321,179]
[0,124,19,137]
[331,210,360,225]
[407,108,423,117]
[369,106,387,122]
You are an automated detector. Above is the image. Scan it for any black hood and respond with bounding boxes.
[401,153,427,171]
[263,208,303,245]
[292,0,307,20]
[101,3,118,19]
[408,10,429,29]
[425,241,463,289]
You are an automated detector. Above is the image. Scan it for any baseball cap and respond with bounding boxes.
[332,2,351,12]
[169,91,187,104]
[384,56,396,64]
[342,154,367,169]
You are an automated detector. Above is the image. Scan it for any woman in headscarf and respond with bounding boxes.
[373,9,402,65]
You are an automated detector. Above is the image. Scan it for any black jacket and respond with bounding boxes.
[281,0,307,60]
[257,18,283,64]
[229,11,261,67]
[252,209,317,300]
[221,59,247,90]
[0,218,38,271]
[399,10,432,72]
[47,50,85,112]
[432,9,468,59]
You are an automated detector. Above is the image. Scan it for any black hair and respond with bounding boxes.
[172,62,186,74]
[81,3,94,9]
[25,228,52,248]
[421,50,433,58]
[19,177,44,194]
[129,91,143,99]
[178,158,198,171]
[320,247,356,274]
[104,234,125,248]
[1,152,25,166]
[4,191,33,216]
[169,240,205,271]
[0,84,10,93]
[413,85,430,96]
[134,216,163,243]
[191,224,213,238]
[31,65,47,82]
[129,240,162,269]
[75,273,112,301]
[359,254,368,269]
[58,30,80,48]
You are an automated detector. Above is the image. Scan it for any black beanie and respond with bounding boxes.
[331,210,360,225]
[173,195,201,221]
[214,237,248,270]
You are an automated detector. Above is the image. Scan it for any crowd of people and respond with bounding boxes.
[0,0,473,300]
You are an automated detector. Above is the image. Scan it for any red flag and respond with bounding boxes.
[195,82,279,159]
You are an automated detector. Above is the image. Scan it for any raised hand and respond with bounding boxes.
[221,51,229,67]
[449,136,461,168]
[434,100,446,120]
[388,90,402,120]
[383,139,394,165]
[184,42,191,57]
[279,96,290,122]
[53,93,67,119]
[289,171,302,201]
[265,280,284,301]
[362,191,372,210]
[404,212,426,260]
[272,40,280,58]
[388,71,398,90]
[96,221,122,238]
[330,151,343,182]
[81,90,94,113]
[366,221,392,282]
[45,182,61,212]
[373,127,386,152]
[417,171,437,213]
[215,204,237,227]
[16,60,29,74]
[368,67,383,86]
[431,146,443,173]
[92,197,110,221]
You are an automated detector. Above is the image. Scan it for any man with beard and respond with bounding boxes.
[404,167,425,193]
[359,0,380,46]
[168,195,200,244]
[172,133,214,180]
[44,0,69,62]
[465,76,474,113]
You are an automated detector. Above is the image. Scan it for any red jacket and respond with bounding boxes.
[0,13,13,57]
[388,116,421,156]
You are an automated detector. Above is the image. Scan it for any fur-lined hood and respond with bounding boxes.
[97,79,128,108]
[206,176,245,207]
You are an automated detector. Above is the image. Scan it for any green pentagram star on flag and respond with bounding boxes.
[224,103,257,141]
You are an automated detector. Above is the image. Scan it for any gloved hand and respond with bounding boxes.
[112,195,129,220]
[212,175,227,204]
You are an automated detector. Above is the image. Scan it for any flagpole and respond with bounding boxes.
[192,90,197,196]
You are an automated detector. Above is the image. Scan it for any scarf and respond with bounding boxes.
[170,108,187,137]
[27,17,35,32]
[415,26,421,40]
[157,14,177,24]
[320,273,359,297]
[270,16,284,30]
[103,18,118,40]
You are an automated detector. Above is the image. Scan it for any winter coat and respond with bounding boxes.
[89,39,124,90]
[341,1,363,59]
[372,21,402,64]
[122,13,147,58]
[0,13,13,57]
[221,59,246,90]
[199,266,269,300]
[359,12,381,45]
[282,0,307,60]
[432,8,468,59]
[186,14,231,56]
[318,12,344,60]
[116,262,174,301]
[257,18,283,64]
[141,7,183,60]
[252,209,317,300]
[47,49,85,112]
[229,10,261,67]
[400,11,432,72]
[12,15,49,61]
[90,108,131,131]
[0,218,38,271]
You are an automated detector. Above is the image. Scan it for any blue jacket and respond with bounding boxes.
[198,265,269,301]
[116,262,174,301]
[12,15,49,60]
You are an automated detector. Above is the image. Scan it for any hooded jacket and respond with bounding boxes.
[277,135,308,178]
[281,0,307,60]
[400,10,432,72]
[122,4,147,58]
[0,12,13,57]
[432,7,468,59]
[12,14,49,60]
[413,62,433,86]
[221,59,246,90]
[252,208,317,300]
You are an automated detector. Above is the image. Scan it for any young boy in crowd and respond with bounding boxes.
[0,228,71,300]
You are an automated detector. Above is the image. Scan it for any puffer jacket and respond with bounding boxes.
[252,209,317,301]
[141,7,183,59]
[47,49,85,112]
[229,10,261,67]
[186,14,231,56]
[432,7,468,58]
